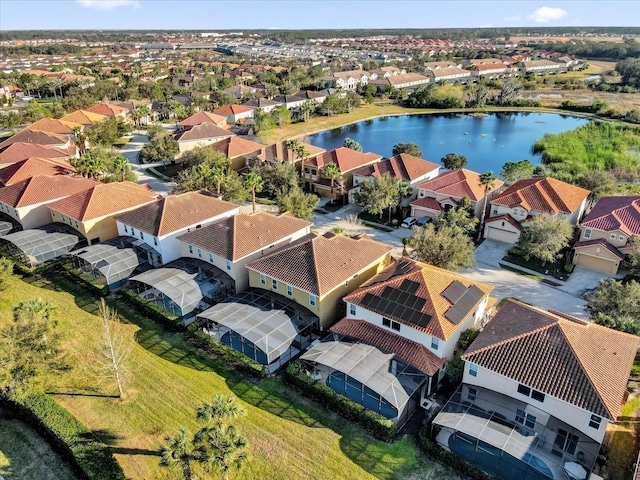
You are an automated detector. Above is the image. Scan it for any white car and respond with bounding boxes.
[401,216,417,228]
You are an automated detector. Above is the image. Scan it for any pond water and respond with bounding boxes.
[307,112,589,173]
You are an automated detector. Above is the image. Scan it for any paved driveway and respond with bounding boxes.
[119,134,174,196]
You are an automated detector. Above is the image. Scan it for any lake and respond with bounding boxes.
[306,112,589,173]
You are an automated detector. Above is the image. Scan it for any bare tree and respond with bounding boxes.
[95,299,134,399]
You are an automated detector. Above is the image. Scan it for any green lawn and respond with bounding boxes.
[0,273,460,480]
[0,408,79,480]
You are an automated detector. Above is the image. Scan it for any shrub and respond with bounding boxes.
[61,262,109,297]
[118,287,183,331]
[1,391,125,480]
[284,361,396,441]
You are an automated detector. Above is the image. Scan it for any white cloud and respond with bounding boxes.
[76,0,141,11]
[504,15,522,22]
[527,6,567,23]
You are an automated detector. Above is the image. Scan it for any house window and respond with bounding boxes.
[431,337,439,350]
[469,363,478,377]
[209,253,214,263]
[610,233,616,239]
[260,274,266,285]
[391,321,400,331]
[124,225,128,233]
[383,318,391,328]
[516,409,537,429]
[518,383,545,402]
[349,304,356,316]
[75,220,78,228]
[309,294,316,307]
[492,208,498,215]
[140,231,144,240]
[619,235,625,242]
[52,212,56,218]
[197,248,202,259]
[589,414,602,429]
[286,285,293,297]
[517,384,531,396]
[583,228,591,239]
[188,244,193,254]
[131,228,136,236]
[153,237,158,246]
[226,260,231,271]
[272,279,278,290]
[531,390,545,403]
[468,387,477,401]
[61,214,66,222]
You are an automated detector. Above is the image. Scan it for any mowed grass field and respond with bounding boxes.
[0,273,461,480]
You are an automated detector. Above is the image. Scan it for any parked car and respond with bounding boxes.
[401,216,417,228]
[416,216,433,227]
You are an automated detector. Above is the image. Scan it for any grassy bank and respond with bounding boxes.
[0,272,459,480]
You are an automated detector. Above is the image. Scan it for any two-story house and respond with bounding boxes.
[115,190,240,265]
[0,143,73,167]
[0,130,73,152]
[210,136,266,172]
[318,70,372,90]
[60,109,109,127]
[176,111,228,131]
[483,177,590,244]
[573,195,640,274]
[176,211,312,292]
[410,169,504,221]
[246,231,393,331]
[212,104,255,124]
[0,157,75,187]
[302,147,383,200]
[174,123,235,155]
[84,102,130,120]
[432,299,639,480]
[300,258,494,426]
[48,181,159,245]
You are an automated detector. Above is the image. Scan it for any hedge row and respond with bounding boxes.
[118,287,184,331]
[284,361,396,441]
[186,324,266,379]
[1,391,125,480]
[60,262,109,297]
[417,424,494,480]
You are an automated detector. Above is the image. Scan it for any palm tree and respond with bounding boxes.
[195,395,246,429]
[14,297,56,323]
[160,427,194,480]
[285,139,300,165]
[130,105,150,128]
[210,167,226,196]
[112,155,129,182]
[72,127,87,156]
[477,171,498,242]
[196,424,247,480]
[299,100,316,122]
[322,162,341,200]
[243,172,263,213]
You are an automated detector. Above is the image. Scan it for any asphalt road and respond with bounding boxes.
[119,133,174,196]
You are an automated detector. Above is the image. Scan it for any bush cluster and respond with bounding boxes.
[60,263,109,296]
[284,361,396,441]
[1,391,125,480]
[118,287,183,331]
[185,324,266,379]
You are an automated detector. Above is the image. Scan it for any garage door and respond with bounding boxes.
[575,253,618,275]
[485,227,518,244]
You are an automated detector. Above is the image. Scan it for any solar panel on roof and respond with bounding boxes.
[381,286,395,300]
[400,279,420,295]
[442,280,467,304]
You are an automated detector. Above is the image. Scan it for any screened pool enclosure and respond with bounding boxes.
[0,224,82,267]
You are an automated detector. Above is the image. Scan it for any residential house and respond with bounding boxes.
[292,89,328,104]
[301,258,494,425]
[523,59,566,74]
[257,140,325,167]
[0,129,73,152]
[318,70,372,90]
[349,153,440,203]
[24,117,82,137]
[176,111,228,131]
[246,231,393,331]
[210,136,265,171]
[369,73,431,91]
[573,195,640,274]
[302,147,383,200]
[484,177,590,244]
[213,104,255,124]
[0,157,75,187]
[432,299,639,480]
[115,190,240,265]
[60,109,109,127]
[48,181,159,245]
[84,102,130,120]
[0,143,73,167]
[177,211,312,292]
[241,97,282,113]
[224,84,257,100]
[371,66,407,78]
[425,61,472,83]
[410,169,504,221]
[0,175,96,230]
[272,95,308,110]
[468,58,516,79]
[174,122,235,155]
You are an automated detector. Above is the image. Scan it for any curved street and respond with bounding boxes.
[119,133,175,196]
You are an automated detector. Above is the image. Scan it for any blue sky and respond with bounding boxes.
[1,1,637,30]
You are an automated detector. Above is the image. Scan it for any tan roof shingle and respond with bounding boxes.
[417,169,503,202]
[0,143,71,166]
[491,177,589,214]
[0,157,74,186]
[304,147,383,174]
[0,175,96,208]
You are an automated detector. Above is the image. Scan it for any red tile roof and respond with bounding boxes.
[83,103,129,117]
[409,196,443,211]
[484,214,523,231]
[25,118,81,135]
[174,123,234,142]
[491,177,589,214]
[177,212,311,261]
[573,238,625,259]
[258,141,325,163]
[417,169,503,202]
[116,190,239,237]
[246,232,393,296]
[344,258,493,340]
[177,111,227,128]
[210,136,264,159]
[60,110,109,126]
[0,130,69,149]
[463,299,640,420]
[352,153,439,182]
[0,143,70,166]
[0,175,96,208]
[213,104,254,115]
[48,181,158,221]
[0,157,74,186]
[580,196,640,236]
[304,147,383,174]
[331,318,445,375]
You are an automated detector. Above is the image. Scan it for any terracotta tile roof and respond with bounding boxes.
[177,111,228,128]
[177,212,311,261]
[25,118,81,135]
[0,157,74,186]
[174,123,234,142]
[213,104,254,115]
[491,177,589,214]
[61,110,109,126]
[484,214,523,231]
[330,318,445,375]
[0,130,69,149]
[580,196,640,236]
[83,103,129,116]
[116,190,239,237]
[246,232,393,296]
[0,143,70,165]
[258,141,325,163]
[48,181,158,221]
[352,153,439,182]
[0,175,96,208]
[417,169,503,202]
[210,136,265,159]
[573,238,625,259]
[409,196,443,211]
[344,259,493,340]
[304,147,383,174]
[463,299,640,420]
